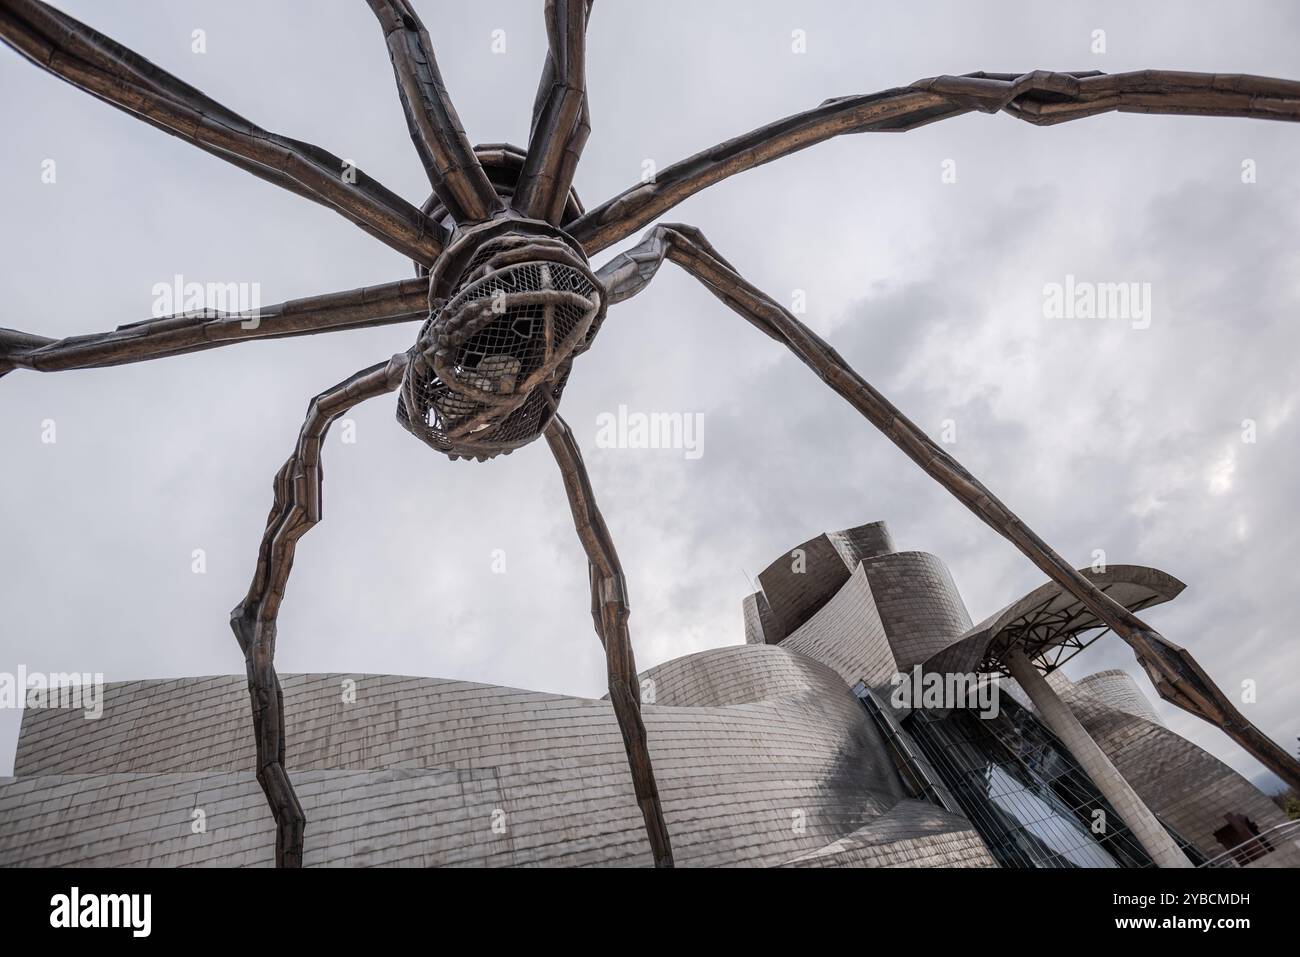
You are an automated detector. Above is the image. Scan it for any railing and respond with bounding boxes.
[1198,818,1300,868]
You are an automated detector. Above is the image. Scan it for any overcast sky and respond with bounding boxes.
[2,1,1297,794]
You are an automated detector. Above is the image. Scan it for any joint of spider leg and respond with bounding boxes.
[596,572,628,607]
[399,216,607,463]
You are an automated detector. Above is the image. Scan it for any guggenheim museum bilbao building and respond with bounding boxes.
[1,520,1295,869]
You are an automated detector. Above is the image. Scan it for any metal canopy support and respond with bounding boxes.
[1006,648,1193,869]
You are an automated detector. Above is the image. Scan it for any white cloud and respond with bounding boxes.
[1,0,1297,796]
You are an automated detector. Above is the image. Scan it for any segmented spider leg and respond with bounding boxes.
[230,353,409,867]
[0,278,428,376]
[543,414,674,867]
[366,0,502,224]
[599,223,1300,793]
[514,0,592,224]
[0,0,444,265]
[571,70,1300,254]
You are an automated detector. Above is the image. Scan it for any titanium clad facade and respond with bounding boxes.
[1054,674,1288,858]
[0,520,1288,868]
[0,651,986,867]
[780,564,898,693]
[1074,669,1164,726]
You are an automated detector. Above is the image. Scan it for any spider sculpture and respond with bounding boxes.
[3,0,1299,869]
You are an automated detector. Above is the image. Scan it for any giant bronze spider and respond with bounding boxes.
[3,0,1299,868]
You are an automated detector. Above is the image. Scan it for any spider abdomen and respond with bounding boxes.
[398,221,606,460]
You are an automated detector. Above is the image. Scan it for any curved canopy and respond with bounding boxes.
[922,565,1186,677]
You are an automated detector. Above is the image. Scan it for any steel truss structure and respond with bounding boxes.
[980,587,1164,676]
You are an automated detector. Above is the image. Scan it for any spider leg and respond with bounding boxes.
[543,414,674,867]
[230,352,408,867]
[598,223,1300,794]
[514,0,592,224]
[0,0,444,265]
[572,70,1300,254]
[366,0,502,224]
[0,278,428,376]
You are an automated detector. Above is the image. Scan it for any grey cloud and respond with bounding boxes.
[2,1,1297,795]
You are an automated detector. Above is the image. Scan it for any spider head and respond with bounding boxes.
[398,221,606,461]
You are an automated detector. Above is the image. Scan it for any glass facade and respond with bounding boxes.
[853,683,961,815]
[891,697,1202,868]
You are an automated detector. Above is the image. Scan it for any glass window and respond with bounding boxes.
[902,698,1157,868]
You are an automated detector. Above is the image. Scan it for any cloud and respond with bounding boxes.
[1,0,1296,796]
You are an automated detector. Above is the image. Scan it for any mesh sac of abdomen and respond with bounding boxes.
[399,234,606,460]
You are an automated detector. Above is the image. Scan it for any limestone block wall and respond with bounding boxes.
[1244,834,1300,868]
